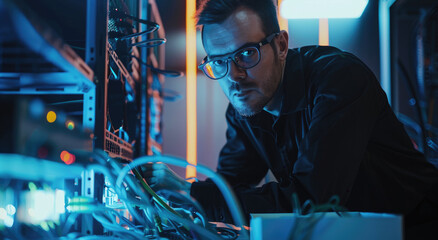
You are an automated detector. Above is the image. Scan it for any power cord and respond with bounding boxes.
[131,55,184,77]
[109,9,159,40]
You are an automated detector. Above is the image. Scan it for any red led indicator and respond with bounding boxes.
[60,150,76,165]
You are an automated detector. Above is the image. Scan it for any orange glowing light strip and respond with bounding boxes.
[205,64,215,78]
[277,0,289,32]
[186,0,197,180]
[319,18,329,46]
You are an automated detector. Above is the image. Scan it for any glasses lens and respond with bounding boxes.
[203,59,227,79]
[234,47,260,68]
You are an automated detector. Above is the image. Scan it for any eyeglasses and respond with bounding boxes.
[198,33,279,80]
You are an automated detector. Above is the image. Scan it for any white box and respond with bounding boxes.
[250,212,402,240]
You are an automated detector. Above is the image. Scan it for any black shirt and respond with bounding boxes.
[190,46,438,224]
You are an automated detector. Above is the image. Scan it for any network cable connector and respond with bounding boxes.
[18,188,66,225]
[102,176,133,223]
[0,180,70,238]
[0,188,15,228]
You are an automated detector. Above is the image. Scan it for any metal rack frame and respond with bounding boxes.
[0,0,162,235]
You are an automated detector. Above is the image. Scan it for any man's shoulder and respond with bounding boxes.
[284,45,378,106]
[286,45,368,78]
[289,45,356,63]
[290,45,343,55]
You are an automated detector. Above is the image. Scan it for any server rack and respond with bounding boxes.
[385,0,438,165]
[0,0,167,236]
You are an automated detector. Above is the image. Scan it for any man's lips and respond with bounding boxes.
[234,89,254,97]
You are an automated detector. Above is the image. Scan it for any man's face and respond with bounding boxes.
[203,7,283,117]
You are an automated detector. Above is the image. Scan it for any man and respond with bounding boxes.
[146,0,438,237]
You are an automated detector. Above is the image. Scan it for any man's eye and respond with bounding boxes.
[212,59,224,65]
[240,49,255,57]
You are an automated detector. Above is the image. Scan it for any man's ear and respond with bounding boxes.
[277,30,289,60]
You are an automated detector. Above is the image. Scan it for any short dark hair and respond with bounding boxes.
[195,0,280,37]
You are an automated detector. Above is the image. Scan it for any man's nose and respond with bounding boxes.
[227,60,246,82]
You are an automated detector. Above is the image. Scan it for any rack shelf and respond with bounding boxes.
[105,129,134,162]
[0,154,85,181]
[0,0,94,94]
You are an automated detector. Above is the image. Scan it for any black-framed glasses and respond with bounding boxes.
[198,32,279,80]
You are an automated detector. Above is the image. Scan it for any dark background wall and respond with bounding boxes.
[156,0,381,179]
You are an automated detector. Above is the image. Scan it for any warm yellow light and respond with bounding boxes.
[186,0,197,181]
[278,0,289,32]
[46,111,57,123]
[205,64,215,79]
[319,18,329,46]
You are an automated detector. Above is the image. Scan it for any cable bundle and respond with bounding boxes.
[62,151,248,240]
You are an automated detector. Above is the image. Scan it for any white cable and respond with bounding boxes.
[157,208,223,240]
[122,200,220,240]
[86,163,156,233]
[92,212,144,240]
[115,155,249,238]
[157,189,208,226]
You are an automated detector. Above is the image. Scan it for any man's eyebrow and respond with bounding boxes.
[208,42,258,59]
